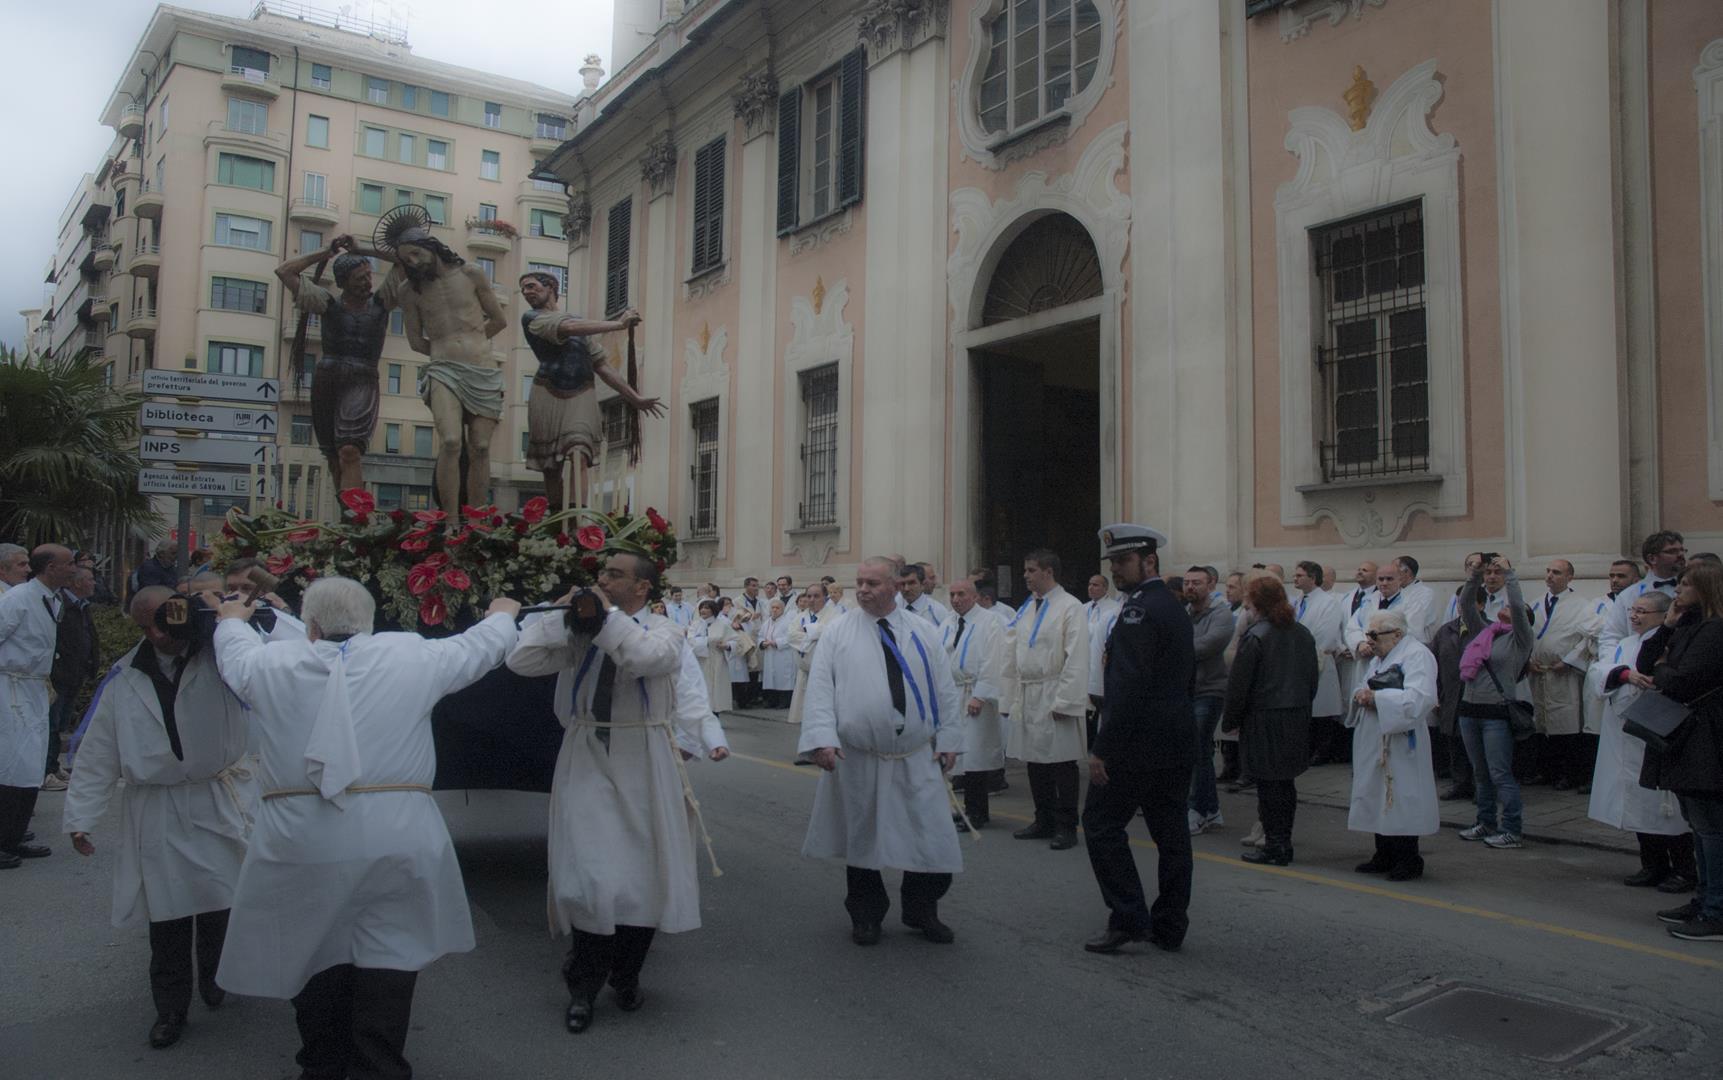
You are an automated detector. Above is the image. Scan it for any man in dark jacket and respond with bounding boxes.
[130,540,179,602]
[1432,599,1479,800]
[46,566,99,784]
[1082,523,1196,955]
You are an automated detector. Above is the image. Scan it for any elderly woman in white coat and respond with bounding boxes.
[1346,609,1440,881]
[1586,590,1696,890]
[689,599,732,713]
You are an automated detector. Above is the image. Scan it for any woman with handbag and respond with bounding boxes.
[1346,609,1440,880]
[1222,576,1319,866]
[1455,557,1535,849]
[1630,563,1723,940]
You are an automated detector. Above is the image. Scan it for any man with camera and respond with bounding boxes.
[508,554,725,1035]
[62,585,267,1049]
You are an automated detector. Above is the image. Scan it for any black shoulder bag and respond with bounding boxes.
[1480,658,1537,741]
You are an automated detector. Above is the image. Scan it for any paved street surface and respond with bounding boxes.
[6,714,1719,1079]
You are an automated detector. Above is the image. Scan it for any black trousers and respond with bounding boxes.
[1310,717,1349,763]
[1026,760,1081,831]
[1436,731,1473,786]
[0,784,39,850]
[1082,765,1194,944]
[1255,778,1298,852]
[1638,832,1699,879]
[845,865,951,927]
[148,909,228,1017]
[564,925,657,1000]
[291,964,419,1080]
[1374,834,1423,872]
[962,770,991,824]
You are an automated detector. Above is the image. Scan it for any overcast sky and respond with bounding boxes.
[0,0,615,351]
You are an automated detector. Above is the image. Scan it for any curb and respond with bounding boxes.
[1294,792,1637,857]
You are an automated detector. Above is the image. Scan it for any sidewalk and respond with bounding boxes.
[720,708,1638,856]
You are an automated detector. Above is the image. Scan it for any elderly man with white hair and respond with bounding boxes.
[212,576,520,1080]
[0,543,28,594]
[1345,608,1440,882]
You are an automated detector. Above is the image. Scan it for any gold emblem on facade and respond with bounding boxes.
[812,275,826,315]
[1345,65,1377,132]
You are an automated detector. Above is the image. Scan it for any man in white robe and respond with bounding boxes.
[64,587,268,1048]
[1394,556,1441,644]
[0,543,28,594]
[508,554,724,1033]
[800,557,962,945]
[1005,549,1090,850]
[899,563,951,626]
[758,599,797,707]
[689,599,733,713]
[0,544,75,868]
[941,577,1014,830]
[664,586,695,628]
[787,582,837,727]
[1333,561,1378,724]
[1527,558,1592,788]
[1600,530,1685,656]
[1082,574,1121,749]
[1293,562,1347,763]
[212,578,519,1079]
[1562,559,1643,741]
[1346,609,1440,881]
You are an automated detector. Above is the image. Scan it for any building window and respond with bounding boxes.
[424,194,447,225]
[601,398,630,447]
[480,149,500,180]
[427,140,448,170]
[307,114,329,148]
[158,96,170,131]
[483,101,502,128]
[520,374,534,400]
[690,398,719,538]
[398,133,415,164]
[402,85,418,110]
[231,44,271,78]
[387,363,402,394]
[529,208,563,239]
[691,136,726,275]
[977,0,1102,137]
[520,429,530,459]
[429,90,450,117]
[527,261,566,296]
[362,126,386,157]
[358,183,383,215]
[390,309,405,335]
[413,425,433,457]
[217,152,274,191]
[299,228,323,254]
[476,257,495,283]
[798,365,840,527]
[1313,201,1429,481]
[210,276,268,314]
[303,172,328,206]
[214,213,272,250]
[226,97,267,135]
[536,114,566,139]
[384,423,401,454]
[395,188,413,209]
[311,63,331,90]
[290,413,313,446]
[208,341,265,376]
[375,482,403,508]
[366,76,389,104]
[605,197,632,316]
[778,50,865,235]
[478,202,498,222]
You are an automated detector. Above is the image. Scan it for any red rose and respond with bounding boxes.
[419,593,448,627]
[413,509,447,525]
[580,555,600,572]
[441,568,472,591]
[655,559,667,573]
[407,561,440,596]
[340,489,376,517]
[576,525,606,551]
[399,538,429,553]
[520,496,549,524]
[265,554,295,575]
[491,514,504,528]
[287,526,320,543]
[513,521,529,535]
[555,533,571,548]
[389,509,407,523]
[646,507,669,532]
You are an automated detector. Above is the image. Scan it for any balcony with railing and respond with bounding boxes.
[465,217,516,253]
[128,242,162,278]
[517,177,566,207]
[288,196,341,227]
[125,303,157,339]
[221,64,279,98]
[116,103,145,138]
[135,179,164,219]
[530,121,567,157]
[79,328,105,356]
[205,117,287,155]
[92,242,117,272]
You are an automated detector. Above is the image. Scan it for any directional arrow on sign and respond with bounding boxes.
[138,434,276,467]
[138,401,278,435]
[141,370,281,405]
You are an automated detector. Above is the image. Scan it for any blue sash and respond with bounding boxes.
[878,623,940,729]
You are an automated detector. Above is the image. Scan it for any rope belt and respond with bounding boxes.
[1017,674,1057,685]
[263,783,431,801]
[571,714,724,879]
[205,762,255,828]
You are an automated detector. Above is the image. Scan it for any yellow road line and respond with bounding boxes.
[726,750,1723,972]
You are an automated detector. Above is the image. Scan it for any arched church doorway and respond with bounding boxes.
[973,212,1104,600]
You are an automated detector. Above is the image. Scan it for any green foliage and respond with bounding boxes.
[0,353,159,544]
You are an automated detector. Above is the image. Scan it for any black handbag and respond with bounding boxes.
[1480,659,1537,741]
[1623,686,1719,756]
[1366,665,1405,692]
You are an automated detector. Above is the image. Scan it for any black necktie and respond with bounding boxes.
[878,618,907,718]
[591,655,618,752]
[1545,595,1557,616]
[1351,591,1365,614]
[954,616,966,650]
[1653,579,1676,589]
[1379,594,1392,610]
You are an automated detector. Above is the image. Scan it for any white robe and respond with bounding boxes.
[62,645,257,928]
[1400,580,1440,644]
[673,640,728,757]
[0,578,59,787]
[211,613,518,998]
[1586,631,1689,835]
[1345,635,1440,836]
[1529,588,1589,736]
[1294,588,1347,718]
[758,613,798,693]
[508,609,707,936]
[798,607,962,873]
[903,593,951,628]
[665,600,695,628]
[1563,595,1615,736]
[689,616,733,713]
[1003,586,1090,764]
[1334,587,1376,718]
[941,606,1014,775]
[786,604,837,725]
[1083,597,1121,698]
[1600,579,1679,657]
[724,617,755,683]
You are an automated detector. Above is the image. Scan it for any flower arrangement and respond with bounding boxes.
[463,216,520,238]
[213,491,678,631]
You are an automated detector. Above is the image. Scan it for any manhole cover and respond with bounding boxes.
[1384,985,1637,1064]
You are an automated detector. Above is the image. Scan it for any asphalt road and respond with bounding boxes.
[5,713,1720,1079]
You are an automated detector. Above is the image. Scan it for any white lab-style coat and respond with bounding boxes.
[786,603,838,725]
[758,612,798,693]
[724,615,756,683]
[1400,581,1440,644]
[509,609,709,936]
[0,578,58,787]
[1586,630,1689,835]
[1345,635,1440,836]
[903,593,951,628]
[211,613,518,998]
[1294,587,1347,718]
[1004,586,1090,764]
[1083,597,1121,698]
[1529,588,1590,736]
[1600,579,1680,657]
[665,600,695,628]
[1563,594,1616,736]
[62,645,257,929]
[941,606,1014,775]
[1334,586,1375,715]
[689,616,733,713]
[798,607,962,873]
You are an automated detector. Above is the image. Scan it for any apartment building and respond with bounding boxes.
[56,1,593,547]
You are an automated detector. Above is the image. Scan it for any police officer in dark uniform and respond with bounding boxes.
[1081,523,1197,954]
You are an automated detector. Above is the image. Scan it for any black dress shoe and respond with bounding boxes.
[1013,822,1055,840]
[1049,830,1079,851]
[3,843,50,859]
[1624,867,1667,888]
[1147,933,1182,953]
[1225,779,1256,794]
[1241,847,1292,867]
[1439,784,1475,801]
[200,986,226,1009]
[851,922,882,946]
[987,774,1009,794]
[1553,777,1576,792]
[1656,874,1697,895]
[1386,861,1425,882]
[954,816,971,833]
[1354,858,1392,874]
[148,1013,187,1049]
[565,997,596,1033]
[0,851,20,870]
[1083,928,1146,954]
[614,985,645,1012]
[903,916,955,944]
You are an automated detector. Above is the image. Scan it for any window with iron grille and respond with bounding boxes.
[689,399,719,537]
[601,398,630,448]
[798,365,839,527]
[1313,200,1429,482]
[605,198,632,316]
[691,136,726,275]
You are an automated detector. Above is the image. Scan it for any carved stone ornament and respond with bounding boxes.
[1344,66,1376,132]
[1280,0,1387,43]
[857,0,949,64]
[564,195,592,250]
[788,209,854,256]
[732,71,780,143]
[638,134,678,200]
[684,262,731,302]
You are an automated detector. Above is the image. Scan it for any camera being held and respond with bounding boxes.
[561,588,612,635]
[157,590,279,650]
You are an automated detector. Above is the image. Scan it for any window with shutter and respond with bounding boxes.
[691,136,726,275]
[605,198,632,316]
[779,50,865,236]
[776,89,800,236]
[838,49,865,208]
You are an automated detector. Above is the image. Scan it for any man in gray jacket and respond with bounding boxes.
[1184,567,1234,834]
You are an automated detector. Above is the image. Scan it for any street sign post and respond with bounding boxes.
[138,401,278,436]
[141,370,280,405]
[138,469,255,497]
[139,434,275,468]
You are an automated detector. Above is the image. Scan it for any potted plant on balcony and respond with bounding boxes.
[464,216,519,238]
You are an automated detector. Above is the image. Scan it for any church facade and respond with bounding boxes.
[546,0,1723,596]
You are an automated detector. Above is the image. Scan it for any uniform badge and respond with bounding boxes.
[1102,529,1115,547]
[1122,606,1144,624]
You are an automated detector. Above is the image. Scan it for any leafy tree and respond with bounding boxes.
[0,352,158,544]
